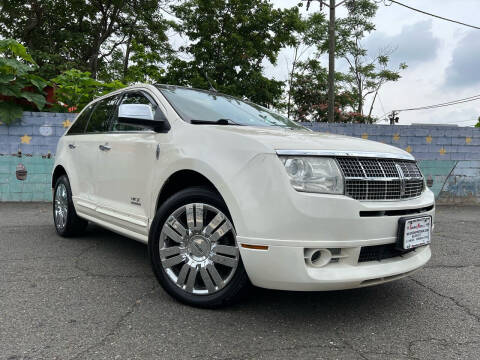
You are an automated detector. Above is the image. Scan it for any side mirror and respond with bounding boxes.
[117,104,170,132]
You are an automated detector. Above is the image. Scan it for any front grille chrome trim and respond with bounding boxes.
[336,157,424,201]
[276,149,415,161]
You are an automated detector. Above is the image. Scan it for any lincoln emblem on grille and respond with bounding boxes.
[395,163,406,198]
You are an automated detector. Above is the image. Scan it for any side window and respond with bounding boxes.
[85,95,119,133]
[111,92,158,132]
[67,103,95,135]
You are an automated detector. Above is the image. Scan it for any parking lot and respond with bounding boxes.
[0,203,479,359]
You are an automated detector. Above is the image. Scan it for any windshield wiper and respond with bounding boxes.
[190,118,242,125]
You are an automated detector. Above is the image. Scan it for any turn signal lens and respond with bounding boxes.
[241,244,269,250]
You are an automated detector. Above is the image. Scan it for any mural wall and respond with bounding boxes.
[0,113,479,204]
[302,122,480,204]
[0,112,72,201]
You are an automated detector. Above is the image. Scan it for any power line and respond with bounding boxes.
[393,94,480,112]
[376,94,480,124]
[396,97,480,112]
[450,119,479,124]
[378,93,386,117]
[379,0,480,30]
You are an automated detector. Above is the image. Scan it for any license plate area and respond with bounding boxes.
[397,216,432,250]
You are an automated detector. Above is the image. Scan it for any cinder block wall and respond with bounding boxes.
[302,122,480,204]
[1,113,479,204]
[0,112,74,202]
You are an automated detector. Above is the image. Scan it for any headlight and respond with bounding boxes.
[279,156,344,194]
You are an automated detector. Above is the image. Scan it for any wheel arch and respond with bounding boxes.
[155,169,225,213]
[52,165,68,188]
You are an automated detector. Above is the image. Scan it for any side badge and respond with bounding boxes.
[131,197,141,206]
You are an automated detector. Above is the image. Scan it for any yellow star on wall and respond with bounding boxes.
[466,137,472,144]
[20,134,32,144]
[361,133,368,139]
[62,119,72,128]
[393,133,400,141]
[406,146,412,153]
[439,147,446,155]
[426,135,432,144]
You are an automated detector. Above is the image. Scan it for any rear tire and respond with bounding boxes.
[149,186,250,308]
[53,175,88,237]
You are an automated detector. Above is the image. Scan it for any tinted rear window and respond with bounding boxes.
[85,95,119,133]
[67,103,95,135]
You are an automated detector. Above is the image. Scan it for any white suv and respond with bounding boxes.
[52,84,434,307]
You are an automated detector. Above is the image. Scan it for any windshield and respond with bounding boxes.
[157,85,304,129]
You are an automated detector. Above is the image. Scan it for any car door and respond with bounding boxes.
[62,102,99,214]
[94,90,167,236]
[77,94,121,212]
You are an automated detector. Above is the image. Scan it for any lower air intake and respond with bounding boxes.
[358,243,414,263]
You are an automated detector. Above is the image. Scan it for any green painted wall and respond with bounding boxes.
[417,160,457,198]
[0,155,53,202]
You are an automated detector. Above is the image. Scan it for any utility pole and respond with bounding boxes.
[305,0,348,123]
[327,0,336,123]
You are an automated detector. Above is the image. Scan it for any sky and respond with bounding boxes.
[267,0,480,126]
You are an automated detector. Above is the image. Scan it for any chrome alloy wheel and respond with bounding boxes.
[54,183,68,230]
[159,203,239,295]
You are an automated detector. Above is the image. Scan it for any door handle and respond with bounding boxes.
[99,144,111,151]
[68,144,76,149]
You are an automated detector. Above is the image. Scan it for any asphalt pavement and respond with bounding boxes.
[0,203,479,360]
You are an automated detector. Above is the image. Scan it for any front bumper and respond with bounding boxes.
[235,186,434,291]
[239,240,431,291]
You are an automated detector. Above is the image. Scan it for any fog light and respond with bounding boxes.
[305,248,332,268]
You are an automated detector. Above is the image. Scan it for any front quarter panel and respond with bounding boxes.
[53,136,71,187]
[148,122,275,235]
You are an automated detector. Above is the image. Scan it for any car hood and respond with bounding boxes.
[211,125,412,159]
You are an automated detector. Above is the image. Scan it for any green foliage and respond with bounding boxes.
[0,39,48,125]
[165,0,304,106]
[289,59,370,123]
[0,0,410,124]
[50,69,126,113]
[335,0,406,117]
[303,12,328,47]
[291,1,406,122]
[475,116,480,128]
[0,0,172,81]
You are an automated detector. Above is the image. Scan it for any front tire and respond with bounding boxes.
[53,175,88,237]
[149,187,249,308]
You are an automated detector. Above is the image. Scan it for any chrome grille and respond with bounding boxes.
[337,158,424,201]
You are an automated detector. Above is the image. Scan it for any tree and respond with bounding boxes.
[286,9,373,123]
[475,116,480,128]
[284,11,326,118]
[0,39,48,125]
[289,59,328,122]
[164,0,303,106]
[50,69,125,113]
[335,0,407,119]
[289,59,369,123]
[293,1,406,122]
[0,0,172,80]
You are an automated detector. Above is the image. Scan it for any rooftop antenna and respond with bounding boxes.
[204,72,217,92]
